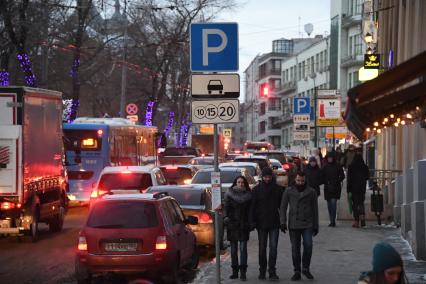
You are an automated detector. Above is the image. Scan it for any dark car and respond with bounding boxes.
[75,192,199,283]
[233,155,272,170]
[159,165,198,185]
[147,185,223,248]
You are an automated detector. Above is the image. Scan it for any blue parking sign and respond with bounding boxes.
[190,23,239,72]
[293,97,311,114]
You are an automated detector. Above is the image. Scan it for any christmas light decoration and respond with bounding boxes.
[69,99,80,122]
[17,53,37,87]
[145,101,155,126]
[0,71,10,86]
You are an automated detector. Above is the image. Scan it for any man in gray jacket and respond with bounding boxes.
[280,172,319,281]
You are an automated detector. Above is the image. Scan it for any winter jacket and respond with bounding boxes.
[279,184,318,230]
[224,187,252,241]
[249,179,284,230]
[347,154,370,194]
[303,164,324,196]
[322,161,345,200]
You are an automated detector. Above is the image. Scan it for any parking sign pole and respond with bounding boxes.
[213,123,221,283]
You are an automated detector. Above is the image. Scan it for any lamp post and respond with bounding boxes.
[309,73,318,148]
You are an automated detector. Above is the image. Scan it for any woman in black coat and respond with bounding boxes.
[322,152,345,227]
[347,153,370,227]
[224,176,252,281]
[304,156,324,197]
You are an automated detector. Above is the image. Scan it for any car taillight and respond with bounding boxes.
[78,236,87,251]
[283,163,290,170]
[0,202,21,210]
[155,236,167,250]
[90,189,109,199]
[183,179,192,185]
[198,213,213,224]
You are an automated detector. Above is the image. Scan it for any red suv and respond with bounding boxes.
[75,192,199,284]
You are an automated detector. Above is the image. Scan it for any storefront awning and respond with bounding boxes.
[344,51,426,139]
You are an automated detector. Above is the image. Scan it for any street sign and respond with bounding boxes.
[317,98,341,126]
[293,114,310,123]
[364,54,380,69]
[223,128,232,138]
[191,74,240,98]
[293,131,310,141]
[293,97,310,114]
[191,99,239,124]
[294,124,310,132]
[317,89,339,96]
[211,172,221,210]
[125,103,138,115]
[326,127,348,139]
[190,23,238,72]
[126,115,138,123]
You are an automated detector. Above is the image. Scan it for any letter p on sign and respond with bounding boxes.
[190,23,238,72]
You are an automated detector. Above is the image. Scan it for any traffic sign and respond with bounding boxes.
[294,124,310,132]
[211,172,222,210]
[191,74,239,98]
[293,114,310,123]
[126,115,138,123]
[223,128,232,138]
[191,99,239,124]
[190,23,238,72]
[293,97,310,114]
[293,131,310,141]
[317,98,341,126]
[126,103,138,115]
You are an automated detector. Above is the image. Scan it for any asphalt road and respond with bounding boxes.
[0,206,216,284]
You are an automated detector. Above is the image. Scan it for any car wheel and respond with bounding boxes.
[185,246,199,270]
[163,256,180,284]
[49,205,65,232]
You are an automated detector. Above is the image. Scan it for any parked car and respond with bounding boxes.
[269,158,289,187]
[219,161,262,182]
[253,150,287,164]
[89,166,167,204]
[232,154,272,170]
[159,165,198,185]
[147,185,223,248]
[188,156,224,171]
[75,192,199,283]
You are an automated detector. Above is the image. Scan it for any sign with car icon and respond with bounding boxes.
[191,73,240,98]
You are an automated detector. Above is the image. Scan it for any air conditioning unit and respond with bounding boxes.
[304,77,308,81]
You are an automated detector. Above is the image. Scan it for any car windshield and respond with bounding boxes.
[162,148,198,156]
[259,153,286,164]
[221,165,257,176]
[192,171,241,184]
[191,158,214,165]
[150,189,204,206]
[160,168,193,184]
[234,158,269,170]
[98,173,152,191]
[87,201,158,229]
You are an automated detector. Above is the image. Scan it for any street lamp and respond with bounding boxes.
[365,32,373,44]
[309,73,318,148]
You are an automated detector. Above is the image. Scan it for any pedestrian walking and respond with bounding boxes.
[358,242,408,284]
[347,153,370,228]
[322,152,345,227]
[342,144,356,169]
[249,167,284,281]
[303,156,324,197]
[280,172,318,281]
[224,176,252,281]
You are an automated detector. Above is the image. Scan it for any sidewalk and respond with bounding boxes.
[194,198,426,284]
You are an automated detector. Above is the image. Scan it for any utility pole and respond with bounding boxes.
[119,0,128,118]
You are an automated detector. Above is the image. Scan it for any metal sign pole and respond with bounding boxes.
[214,123,221,283]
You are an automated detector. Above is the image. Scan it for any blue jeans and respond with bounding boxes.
[257,228,279,274]
[289,228,313,272]
[230,241,248,269]
[327,198,337,224]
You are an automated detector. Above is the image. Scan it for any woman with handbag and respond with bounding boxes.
[224,176,252,281]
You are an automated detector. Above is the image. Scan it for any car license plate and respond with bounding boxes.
[104,242,138,252]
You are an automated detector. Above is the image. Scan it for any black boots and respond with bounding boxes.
[240,266,247,281]
[229,267,239,279]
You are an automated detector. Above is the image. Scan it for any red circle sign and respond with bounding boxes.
[126,103,138,115]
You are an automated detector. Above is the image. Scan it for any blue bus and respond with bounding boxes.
[63,117,157,204]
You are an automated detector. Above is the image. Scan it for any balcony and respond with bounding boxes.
[341,13,361,29]
[341,54,363,68]
[277,81,297,95]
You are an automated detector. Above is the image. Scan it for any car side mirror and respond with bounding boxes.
[185,215,198,225]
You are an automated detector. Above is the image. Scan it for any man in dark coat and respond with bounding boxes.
[280,172,318,280]
[347,153,370,227]
[303,156,323,197]
[322,152,345,227]
[249,167,284,281]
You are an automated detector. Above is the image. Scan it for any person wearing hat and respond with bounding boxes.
[249,167,285,281]
[303,156,324,197]
[322,152,345,227]
[358,242,408,284]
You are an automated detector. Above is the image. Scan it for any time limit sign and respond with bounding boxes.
[191,99,239,124]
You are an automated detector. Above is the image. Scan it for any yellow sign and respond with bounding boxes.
[199,124,214,134]
[325,127,348,139]
[223,128,232,138]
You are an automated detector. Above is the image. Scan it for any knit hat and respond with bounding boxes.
[308,156,317,163]
[261,167,273,176]
[372,242,403,273]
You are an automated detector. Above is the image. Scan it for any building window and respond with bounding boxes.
[354,34,362,56]
[315,54,319,72]
[348,72,353,88]
[260,102,266,115]
[259,121,266,134]
[353,71,360,86]
[298,63,302,80]
[349,36,353,56]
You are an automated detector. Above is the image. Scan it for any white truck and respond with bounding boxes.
[0,87,68,241]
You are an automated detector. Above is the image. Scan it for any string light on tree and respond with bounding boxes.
[0,71,10,86]
[17,53,37,87]
[145,101,155,126]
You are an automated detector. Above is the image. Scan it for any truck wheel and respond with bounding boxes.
[49,205,65,232]
[26,212,39,242]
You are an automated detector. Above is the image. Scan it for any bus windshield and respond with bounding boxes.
[63,129,102,151]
